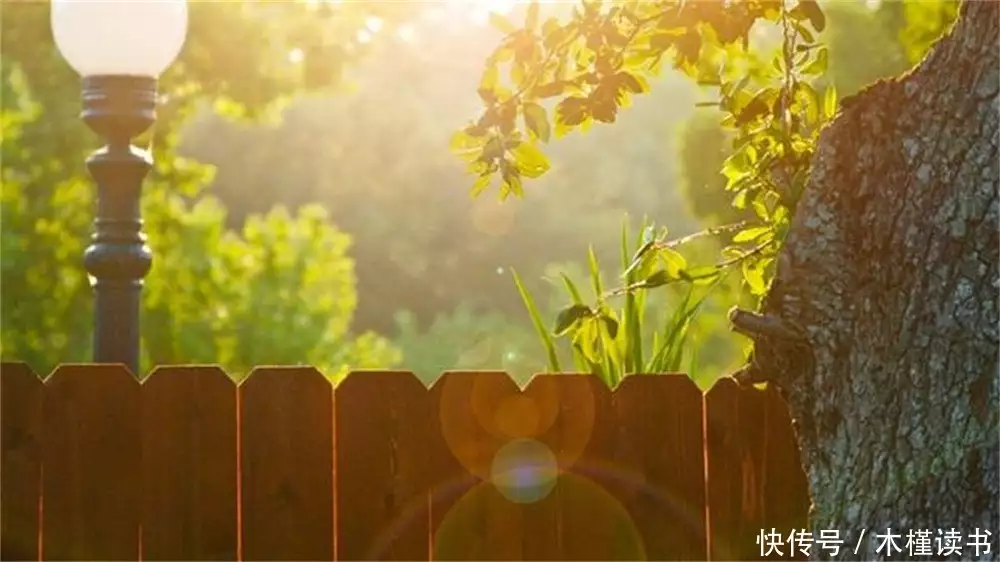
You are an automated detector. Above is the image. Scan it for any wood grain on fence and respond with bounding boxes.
[0,362,42,562]
[142,366,238,561]
[241,367,333,561]
[335,371,435,561]
[42,365,142,561]
[0,362,809,561]
[706,378,805,561]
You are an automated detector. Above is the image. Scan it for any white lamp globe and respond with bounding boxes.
[51,0,188,78]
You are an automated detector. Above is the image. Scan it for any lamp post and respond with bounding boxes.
[51,0,188,374]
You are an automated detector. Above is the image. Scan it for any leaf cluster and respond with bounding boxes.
[457,0,840,374]
[514,218,733,387]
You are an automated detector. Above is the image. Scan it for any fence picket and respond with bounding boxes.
[1,362,43,561]
[518,374,621,561]
[240,367,334,561]
[335,371,434,561]
[142,366,238,560]
[609,374,707,561]
[430,371,529,561]
[42,364,141,561]
[705,377,761,561]
[705,379,809,561]
[760,386,810,559]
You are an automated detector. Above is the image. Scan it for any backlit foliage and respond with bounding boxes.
[454,0,837,377]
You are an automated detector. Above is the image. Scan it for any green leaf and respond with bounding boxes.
[449,130,485,161]
[555,96,590,127]
[752,196,770,221]
[792,19,815,44]
[554,303,592,336]
[587,246,603,298]
[512,268,562,371]
[525,1,540,30]
[733,226,771,243]
[618,72,648,94]
[601,314,619,340]
[659,247,687,278]
[823,85,838,119]
[623,240,656,279]
[742,259,767,295]
[733,189,749,209]
[490,12,518,34]
[471,174,491,197]
[722,151,750,184]
[510,62,527,88]
[620,218,631,272]
[479,64,500,93]
[735,96,770,126]
[801,47,828,76]
[512,142,551,178]
[574,317,601,365]
[599,311,623,381]
[532,81,569,99]
[674,29,702,65]
[798,0,826,33]
[641,224,656,245]
[560,273,584,304]
[804,85,820,125]
[681,264,722,285]
[522,102,551,143]
[641,269,672,289]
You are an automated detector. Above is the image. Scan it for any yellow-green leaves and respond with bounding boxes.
[796,0,826,33]
[732,226,772,243]
[522,102,550,142]
[801,46,828,76]
[742,257,768,295]
[490,11,517,34]
[479,64,499,95]
[823,85,838,119]
[554,303,592,336]
[525,1,539,32]
[454,0,779,199]
[512,141,550,179]
[457,0,833,327]
[660,247,687,279]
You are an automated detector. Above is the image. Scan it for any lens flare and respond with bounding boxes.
[436,373,598,481]
[433,471,646,560]
[490,438,558,504]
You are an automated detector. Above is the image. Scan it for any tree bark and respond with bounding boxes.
[743,1,998,559]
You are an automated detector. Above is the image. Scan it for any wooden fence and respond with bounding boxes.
[0,362,809,561]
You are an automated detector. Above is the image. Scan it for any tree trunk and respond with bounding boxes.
[743,1,998,559]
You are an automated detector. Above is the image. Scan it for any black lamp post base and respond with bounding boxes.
[80,75,158,375]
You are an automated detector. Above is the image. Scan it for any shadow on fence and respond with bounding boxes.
[0,362,809,561]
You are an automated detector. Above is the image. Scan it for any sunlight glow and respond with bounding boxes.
[396,24,417,44]
[288,48,304,64]
[365,16,383,34]
[464,0,518,27]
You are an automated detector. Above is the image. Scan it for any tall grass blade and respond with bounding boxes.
[513,268,562,372]
[587,245,603,299]
[560,273,584,304]
[620,219,636,374]
[646,279,721,373]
